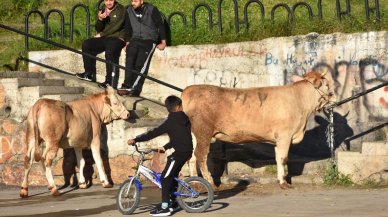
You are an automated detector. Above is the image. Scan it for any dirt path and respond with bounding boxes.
[0,183,387,217]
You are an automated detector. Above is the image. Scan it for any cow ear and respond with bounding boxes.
[291,74,304,82]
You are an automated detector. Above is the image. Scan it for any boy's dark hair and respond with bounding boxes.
[165,95,182,112]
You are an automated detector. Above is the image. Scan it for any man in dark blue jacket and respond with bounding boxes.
[127,95,193,216]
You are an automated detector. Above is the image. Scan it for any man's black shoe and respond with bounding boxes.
[117,86,140,96]
[98,81,111,89]
[117,88,133,96]
[76,72,95,82]
[149,206,171,216]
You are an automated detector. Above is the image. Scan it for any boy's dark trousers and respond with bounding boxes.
[161,152,192,203]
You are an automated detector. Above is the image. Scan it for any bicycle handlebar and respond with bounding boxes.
[133,143,165,154]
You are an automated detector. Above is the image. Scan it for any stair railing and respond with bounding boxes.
[0,23,183,93]
[325,81,388,161]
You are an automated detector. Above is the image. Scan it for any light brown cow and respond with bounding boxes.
[181,71,336,188]
[20,87,129,197]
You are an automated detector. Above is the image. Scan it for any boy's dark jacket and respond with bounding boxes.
[134,111,193,154]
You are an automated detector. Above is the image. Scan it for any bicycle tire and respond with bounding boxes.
[116,178,141,215]
[176,176,214,213]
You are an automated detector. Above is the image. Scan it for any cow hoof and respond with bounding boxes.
[79,182,88,189]
[102,182,113,188]
[51,188,60,196]
[48,185,54,191]
[279,182,292,189]
[20,187,29,198]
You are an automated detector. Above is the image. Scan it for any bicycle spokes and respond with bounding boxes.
[177,179,211,210]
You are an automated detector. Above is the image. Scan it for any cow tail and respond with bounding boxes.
[31,105,42,162]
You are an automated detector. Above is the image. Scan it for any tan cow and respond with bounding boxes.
[181,71,336,188]
[20,87,129,197]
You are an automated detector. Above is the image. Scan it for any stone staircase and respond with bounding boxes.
[0,69,171,157]
[42,70,168,119]
[0,71,84,121]
[0,70,168,119]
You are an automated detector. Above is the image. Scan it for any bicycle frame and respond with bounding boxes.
[126,147,199,198]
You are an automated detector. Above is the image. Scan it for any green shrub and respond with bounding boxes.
[323,161,353,186]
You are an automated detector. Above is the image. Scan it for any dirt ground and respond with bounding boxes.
[0,182,387,217]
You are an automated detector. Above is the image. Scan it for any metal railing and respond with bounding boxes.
[325,81,388,160]
[0,23,183,93]
[25,3,91,50]
[23,0,382,49]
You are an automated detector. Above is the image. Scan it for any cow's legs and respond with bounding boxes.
[187,134,197,177]
[42,145,60,196]
[194,142,212,184]
[274,143,292,189]
[90,146,112,188]
[187,153,197,177]
[74,148,87,189]
[20,144,35,198]
[191,121,213,184]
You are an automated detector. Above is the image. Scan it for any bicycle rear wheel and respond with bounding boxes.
[176,176,214,213]
[116,178,141,215]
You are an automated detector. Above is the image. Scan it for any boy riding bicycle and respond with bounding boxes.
[127,95,193,216]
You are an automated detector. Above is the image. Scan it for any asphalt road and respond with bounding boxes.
[0,183,387,217]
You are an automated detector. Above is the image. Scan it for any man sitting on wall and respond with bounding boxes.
[76,0,127,89]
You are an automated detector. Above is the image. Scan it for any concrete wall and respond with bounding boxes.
[29,31,387,122]
[29,31,387,150]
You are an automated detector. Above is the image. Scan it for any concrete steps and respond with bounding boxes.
[338,141,388,184]
[17,78,64,87]
[20,86,84,96]
[42,94,85,102]
[0,71,44,79]
[0,71,86,121]
[42,70,168,119]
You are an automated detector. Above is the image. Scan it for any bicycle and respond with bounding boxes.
[116,143,214,215]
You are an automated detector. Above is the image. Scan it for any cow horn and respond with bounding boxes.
[321,68,328,77]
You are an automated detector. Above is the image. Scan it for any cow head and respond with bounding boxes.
[304,71,337,110]
[102,86,129,123]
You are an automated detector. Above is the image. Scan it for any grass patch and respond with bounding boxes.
[0,0,387,70]
[265,165,277,175]
[361,178,381,188]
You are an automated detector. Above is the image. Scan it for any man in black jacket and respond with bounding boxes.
[127,95,193,216]
[117,0,167,97]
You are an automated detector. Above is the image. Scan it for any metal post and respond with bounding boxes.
[329,108,335,160]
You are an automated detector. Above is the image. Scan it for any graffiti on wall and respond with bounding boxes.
[163,47,267,70]
[0,119,26,164]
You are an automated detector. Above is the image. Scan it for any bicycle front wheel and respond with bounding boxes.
[116,178,141,215]
[176,176,214,213]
